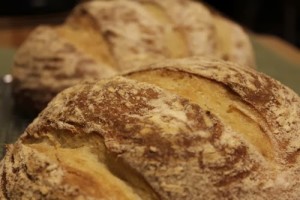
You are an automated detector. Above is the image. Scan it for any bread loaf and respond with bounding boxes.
[2,58,300,199]
[12,0,255,115]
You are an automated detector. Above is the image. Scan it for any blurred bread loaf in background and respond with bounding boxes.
[1,58,300,199]
[12,0,255,115]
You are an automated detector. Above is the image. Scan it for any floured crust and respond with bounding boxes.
[68,0,168,70]
[12,26,117,114]
[126,57,300,162]
[2,58,300,199]
[137,0,255,66]
[0,144,80,199]
[68,0,254,67]
[13,0,255,114]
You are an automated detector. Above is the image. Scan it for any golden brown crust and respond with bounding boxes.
[12,26,117,114]
[132,0,255,67]
[3,58,300,199]
[12,0,255,114]
[68,0,255,68]
[126,57,300,163]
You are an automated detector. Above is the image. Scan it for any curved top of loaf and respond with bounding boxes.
[12,0,256,114]
[3,58,300,199]
[67,0,255,68]
[125,57,300,162]
[13,26,117,91]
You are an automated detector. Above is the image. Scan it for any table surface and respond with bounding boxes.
[0,15,299,157]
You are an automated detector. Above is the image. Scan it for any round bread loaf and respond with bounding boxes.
[2,58,300,199]
[12,0,255,115]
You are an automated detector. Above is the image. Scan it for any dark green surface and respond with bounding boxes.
[0,48,31,156]
[0,82,30,156]
[0,42,299,156]
[252,38,300,94]
[0,48,14,76]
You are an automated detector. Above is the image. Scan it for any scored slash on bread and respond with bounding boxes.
[12,0,255,115]
[1,58,300,199]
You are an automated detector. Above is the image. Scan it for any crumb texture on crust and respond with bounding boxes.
[2,58,300,199]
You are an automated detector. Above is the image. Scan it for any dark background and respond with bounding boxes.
[202,0,300,48]
[0,0,78,15]
[0,0,299,48]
